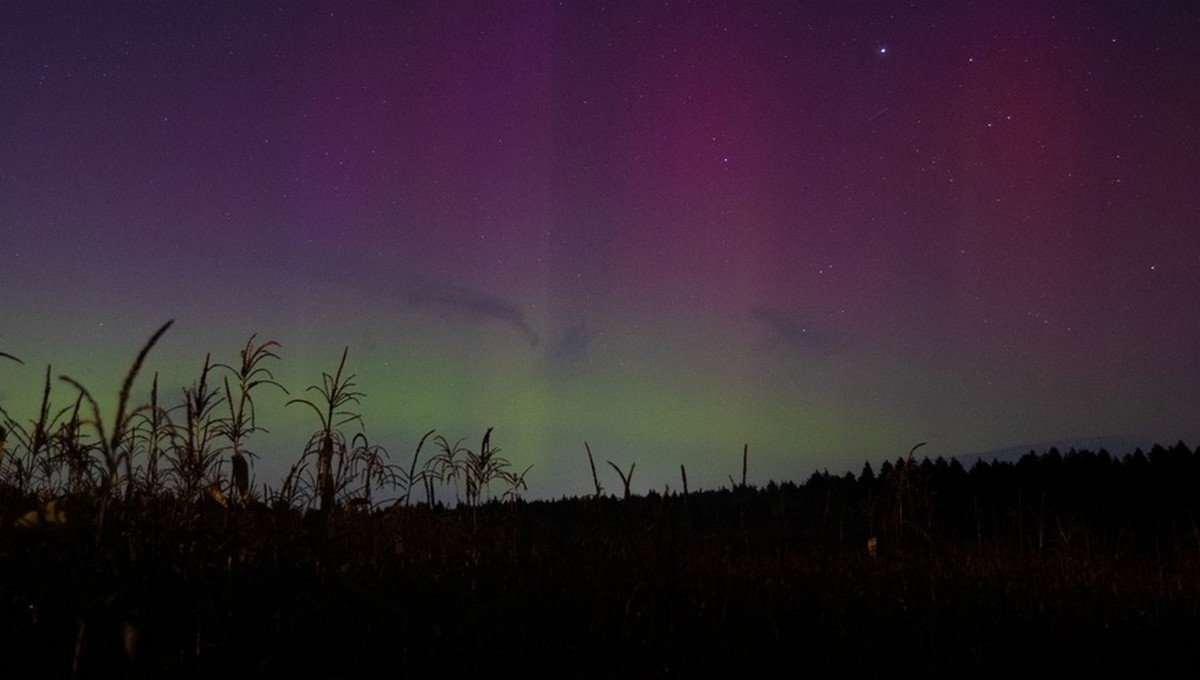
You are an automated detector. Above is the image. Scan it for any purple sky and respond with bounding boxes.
[2,1,1198,499]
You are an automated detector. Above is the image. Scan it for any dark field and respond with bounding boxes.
[4,447,1200,679]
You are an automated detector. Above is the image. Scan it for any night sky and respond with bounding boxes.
[3,1,1198,499]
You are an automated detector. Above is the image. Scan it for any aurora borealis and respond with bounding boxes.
[2,2,1198,499]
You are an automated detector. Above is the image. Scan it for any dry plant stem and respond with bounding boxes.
[175,354,225,502]
[585,441,603,497]
[319,434,334,511]
[58,320,174,541]
[0,365,66,491]
[231,452,249,503]
[607,460,635,500]
[890,441,927,543]
[680,464,690,514]
[467,427,495,507]
[216,335,287,504]
[131,373,174,498]
[0,353,25,479]
[61,395,89,493]
[71,613,86,680]
[405,429,436,507]
[31,366,54,465]
[430,435,467,505]
[24,365,57,492]
[52,320,173,672]
[500,462,533,503]
[287,347,364,513]
[346,432,399,509]
[743,444,748,488]
[111,321,174,458]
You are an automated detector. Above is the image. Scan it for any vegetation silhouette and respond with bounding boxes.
[1,323,1199,678]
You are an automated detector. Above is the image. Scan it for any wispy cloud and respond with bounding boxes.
[750,305,846,356]
[396,271,540,347]
[540,320,597,383]
[218,245,542,347]
[547,321,594,365]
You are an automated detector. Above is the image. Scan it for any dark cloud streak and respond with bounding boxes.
[547,321,594,365]
[750,306,847,356]
[396,271,540,347]
[216,246,542,347]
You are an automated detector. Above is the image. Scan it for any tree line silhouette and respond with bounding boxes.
[622,440,1200,559]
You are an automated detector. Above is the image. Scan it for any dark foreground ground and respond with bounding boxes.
[3,480,1199,679]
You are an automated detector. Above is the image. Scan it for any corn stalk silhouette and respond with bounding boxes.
[214,335,287,505]
[57,320,174,538]
[0,365,80,494]
[429,427,530,509]
[127,373,172,498]
[287,347,363,513]
[169,353,226,503]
